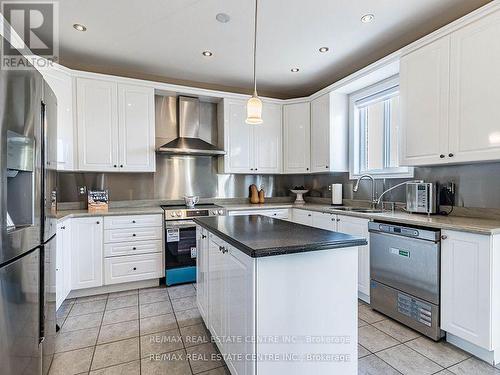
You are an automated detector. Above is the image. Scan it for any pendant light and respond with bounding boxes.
[246,0,263,124]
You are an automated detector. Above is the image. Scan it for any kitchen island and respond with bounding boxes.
[195,215,367,375]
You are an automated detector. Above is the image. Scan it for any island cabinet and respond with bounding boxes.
[196,221,359,375]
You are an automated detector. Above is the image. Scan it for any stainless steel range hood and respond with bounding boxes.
[156,96,225,156]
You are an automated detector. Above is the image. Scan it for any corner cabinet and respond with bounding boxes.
[76,77,155,172]
[219,99,282,174]
[400,9,500,166]
[283,102,311,173]
[71,217,104,290]
[310,93,349,173]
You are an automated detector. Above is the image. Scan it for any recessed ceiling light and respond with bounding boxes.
[202,51,213,57]
[73,23,87,32]
[361,14,375,23]
[216,13,231,23]
[319,47,329,53]
[291,68,300,73]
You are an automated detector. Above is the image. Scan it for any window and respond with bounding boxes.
[350,76,413,179]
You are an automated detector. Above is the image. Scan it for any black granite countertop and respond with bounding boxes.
[194,215,367,258]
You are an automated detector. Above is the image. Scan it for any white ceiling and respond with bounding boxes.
[54,0,490,98]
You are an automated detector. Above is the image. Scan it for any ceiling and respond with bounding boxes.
[53,0,490,98]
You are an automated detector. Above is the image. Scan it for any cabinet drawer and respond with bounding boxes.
[104,239,163,257]
[104,226,162,243]
[104,214,163,229]
[104,253,163,285]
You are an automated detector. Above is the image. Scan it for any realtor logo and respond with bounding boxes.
[1,1,59,69]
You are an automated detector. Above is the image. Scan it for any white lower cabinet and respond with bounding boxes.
[441,230,495,350]
[56,219,72,309]
[104,253,162,285]
[311,211,336,231]
[336,215,371,300]
[71,217,104,290]
[103,214,163,285]
[228,209,290,220]
[292,208,313,226]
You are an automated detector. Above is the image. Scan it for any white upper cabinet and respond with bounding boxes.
[220,99,282,174]
[399,36,451,166]
[448,10,500,163]
[42,67,76,171]
[118,84,155,172]
[76,76,155,172]
[254,103,282,173]
[283,102,311,173]
[400,9,500,166]
[310,93,348,173]
[77,77,119,171]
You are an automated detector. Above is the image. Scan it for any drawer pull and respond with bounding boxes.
[96,221,100,224]
[201,234,207,239]
[132,247,137,250]
[133,267,137,271]
[132,233,136,237]
[132,220,136,223]
[441,235,447,240]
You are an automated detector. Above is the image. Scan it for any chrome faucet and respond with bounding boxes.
[353,174,377,209]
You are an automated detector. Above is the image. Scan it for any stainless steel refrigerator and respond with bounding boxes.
[0,65,58,374]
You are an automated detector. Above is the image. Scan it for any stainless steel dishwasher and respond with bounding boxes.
[369,221,444,340]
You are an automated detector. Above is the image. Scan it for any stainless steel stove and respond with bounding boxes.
[161,204,226,286]
[161,203,226,221]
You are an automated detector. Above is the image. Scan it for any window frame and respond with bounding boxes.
[349,75,413,179]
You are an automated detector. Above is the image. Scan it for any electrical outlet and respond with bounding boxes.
[78,186,87,196]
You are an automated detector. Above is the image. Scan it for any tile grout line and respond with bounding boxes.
[89,293,109,373]
[138,289,142,375]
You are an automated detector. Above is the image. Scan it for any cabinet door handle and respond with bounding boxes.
[132,220,136,223]
[113,165,117,168]
[61,226,65,230]
[448,153,454,158]
[201,234,207,239]
[325,165,329,169]
[132,233,136,237]
[439,154,445,159]
[441,235,447,240]
[219,246,224,252]
[133,267,137,271]
[308,214,312,217]
[306,168,309,171]
[336,218,340,222]
[132,247,137,250]
[120,164,123,167]
[96,221,100,224]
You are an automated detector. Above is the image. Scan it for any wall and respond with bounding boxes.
[57,155,500,209]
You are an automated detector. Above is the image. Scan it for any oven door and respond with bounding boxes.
[165,220,197,269]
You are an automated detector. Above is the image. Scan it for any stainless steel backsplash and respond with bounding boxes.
[57,156,500,209]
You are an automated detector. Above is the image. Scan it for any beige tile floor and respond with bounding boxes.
[53,284,500,375]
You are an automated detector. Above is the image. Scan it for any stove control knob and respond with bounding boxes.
[218,209,224,215]
[176,211,182,217]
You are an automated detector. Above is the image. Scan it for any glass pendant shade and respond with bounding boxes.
[246,94,263,124]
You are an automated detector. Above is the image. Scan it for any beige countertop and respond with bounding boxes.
[56,206,164,221]
[55,201,500,235]
[222,203,500,235]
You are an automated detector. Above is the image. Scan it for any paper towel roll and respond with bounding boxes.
[331,184,343,205]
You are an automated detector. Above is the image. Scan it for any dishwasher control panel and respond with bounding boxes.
[397,293,433,327]
[378,224,419,237]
